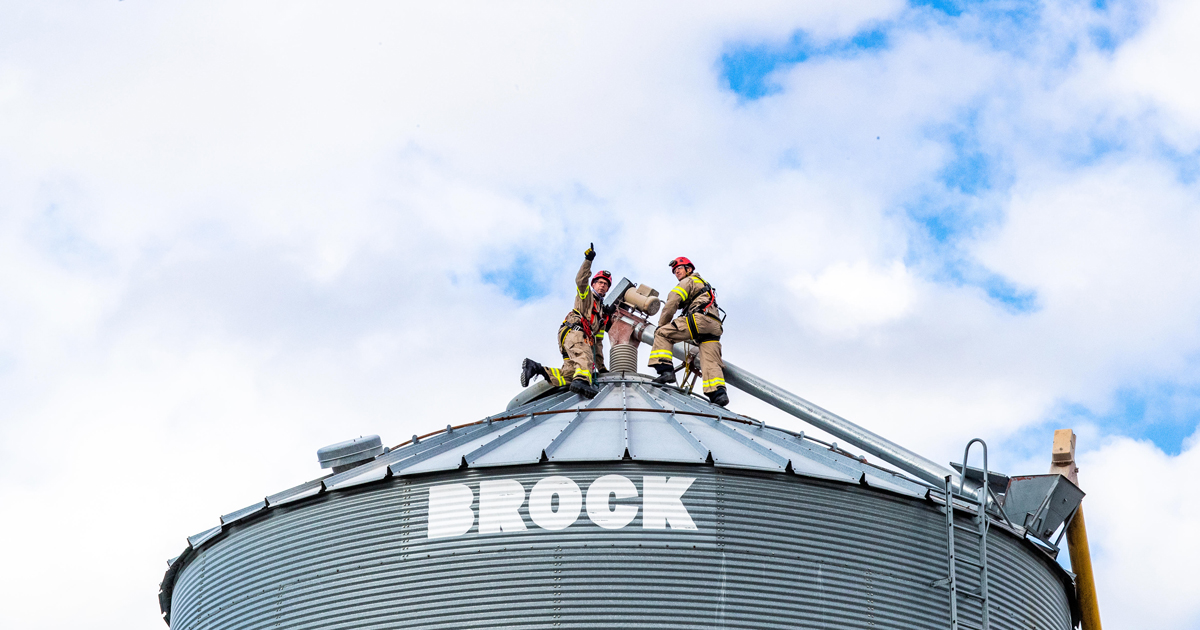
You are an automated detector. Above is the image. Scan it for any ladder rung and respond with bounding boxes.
[954,523,985,535]
[957,622,983,630]
[956,557,984,570]
[958,589,986,601]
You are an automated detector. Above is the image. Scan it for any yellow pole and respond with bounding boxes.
[1065,508,1101,630]
[1050,429,1102,630]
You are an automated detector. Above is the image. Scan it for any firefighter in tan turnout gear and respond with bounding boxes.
[520,243,613,399]
[649,256,729,407]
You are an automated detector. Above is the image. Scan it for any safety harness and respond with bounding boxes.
[559,296,608,358]
[677,273,722,343]
[678,274,718,315]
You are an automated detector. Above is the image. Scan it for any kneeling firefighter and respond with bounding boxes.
[648,256,728,407]
[520,243,614,399]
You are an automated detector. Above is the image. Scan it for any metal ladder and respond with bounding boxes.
[936,438,992,630]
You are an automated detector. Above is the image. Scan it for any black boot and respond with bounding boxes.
[652,363,676,384]
[707,386,729,407]
[520,358,545,387]
[569,378,599,399]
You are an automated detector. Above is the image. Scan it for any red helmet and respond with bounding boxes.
[592,270,612,285]
[668,256,693,270]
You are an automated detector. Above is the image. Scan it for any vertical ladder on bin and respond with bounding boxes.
[937,439,992,630]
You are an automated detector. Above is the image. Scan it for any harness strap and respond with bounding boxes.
[681,274,717,316]
[572,304,604,339]
[559,319,597,359]
[686,312,721,344]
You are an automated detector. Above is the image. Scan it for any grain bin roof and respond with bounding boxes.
[310,373,931,496]
[189,373,937,540]
[159,373,936,619]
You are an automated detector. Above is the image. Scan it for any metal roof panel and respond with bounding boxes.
[467,413,575,467]
[544,411,626,461]
[186,525,221,549]
[626,410,709,463]
[324,463,389,491]
[394,418,530,476]
[265,479,324,507]
[220,501,267,526]
[624,386,708,463]
[672,413,787,471]
[862,469,930,498]
[729,425,859,483]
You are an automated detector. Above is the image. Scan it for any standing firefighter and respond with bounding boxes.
[649,256,728,407]
[520,243,613,399]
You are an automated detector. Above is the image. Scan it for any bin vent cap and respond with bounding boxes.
[318,435,384,473]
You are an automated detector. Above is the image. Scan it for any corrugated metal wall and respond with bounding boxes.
[169,463,1072,630]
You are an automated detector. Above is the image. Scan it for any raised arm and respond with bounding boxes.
[576,243,596,295]
[575,257,593,297]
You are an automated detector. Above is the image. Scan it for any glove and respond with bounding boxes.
[584,242,596,261]
[603,301,617,318]
[596,366,609,375]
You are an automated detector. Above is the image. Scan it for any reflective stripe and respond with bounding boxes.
[649,350,674,358]
[578,287,588,299]
[550,368,566,386]
[703,378,726,387]
[671,286,688,300]
[700,340,719,344]
[594,331,605,339]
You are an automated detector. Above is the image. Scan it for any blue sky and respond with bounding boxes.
[2,1,1199,629]
[714,0,1200,459]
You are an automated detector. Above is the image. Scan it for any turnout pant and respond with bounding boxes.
[544,328,594,385]
[648,313,725,393]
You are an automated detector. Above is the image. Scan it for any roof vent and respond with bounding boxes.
[317,435,385,474]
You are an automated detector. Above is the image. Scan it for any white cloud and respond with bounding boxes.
[1082,436,1200,629]
[1112,0,1200,146]
[790,260,917,335]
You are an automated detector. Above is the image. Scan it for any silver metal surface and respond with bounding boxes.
[506,379,556,410]
[635,324,961,490]
[184,525,220,549]
[938,439,994,630]
[493,375,924,493]
[265,479,324,507]
[1003,474,1085,543]
[608,343,638,372]
[316,435,383,471]
[965,439,993,630]
[166,462,1073,630]
[162,375,1076,629]
[220,501,266,526]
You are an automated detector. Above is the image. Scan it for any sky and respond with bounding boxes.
[1,1,1198,628]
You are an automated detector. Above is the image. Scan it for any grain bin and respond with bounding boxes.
[158,373,1078,629]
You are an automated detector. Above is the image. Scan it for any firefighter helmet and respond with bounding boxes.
[592,270,612,285]
[668,256,693,270]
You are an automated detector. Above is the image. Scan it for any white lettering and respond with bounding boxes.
[586,474,639,529]
[424,475,699,538]
[642,476,697,530]
[479,479,528,534]
[427,483,475,539]
[528,476,582,531]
